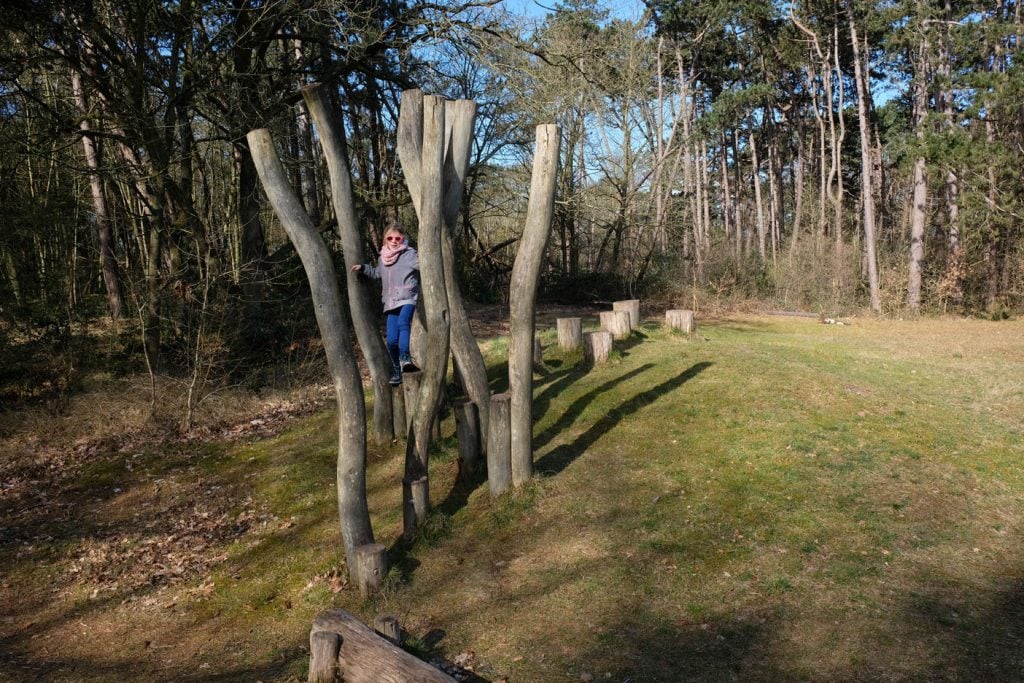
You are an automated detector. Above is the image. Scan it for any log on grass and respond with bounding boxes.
[583,331,613,364]
[666,309,696,333]
[310,609,455,683]
[487,392,512,497]
[557,317,582,351]
[613,299,640,329]
[600,310,631,341]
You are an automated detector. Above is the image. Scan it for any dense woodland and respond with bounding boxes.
[2,0,1022,378]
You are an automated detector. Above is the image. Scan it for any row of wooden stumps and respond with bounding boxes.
[555,301,698,364]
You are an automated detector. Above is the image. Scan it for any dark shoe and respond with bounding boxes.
[400,354,418,372]
[389,371,402,386]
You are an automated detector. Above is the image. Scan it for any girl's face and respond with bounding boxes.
[384,231,405,246]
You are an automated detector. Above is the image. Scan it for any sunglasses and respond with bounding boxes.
[385,235,404,243]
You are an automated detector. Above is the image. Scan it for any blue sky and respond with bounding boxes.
[500,0,647,22]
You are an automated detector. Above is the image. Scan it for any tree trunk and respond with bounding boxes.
[247,128,375,577]
[397,92,450,539]
[441,99,490,454]
[508,124,560,487]
[908,21,929,313]
[302,84,394,444]
[850,10,881,312]
[71,70,123,319]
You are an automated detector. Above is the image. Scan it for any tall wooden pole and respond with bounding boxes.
[301,83,394,443]
[509,124,560,486]
[247,128,375,573]
[397,92,451,538]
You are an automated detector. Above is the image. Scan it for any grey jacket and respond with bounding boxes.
[360,247,419,312]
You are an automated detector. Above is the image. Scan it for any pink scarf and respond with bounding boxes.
[380,238,407,267]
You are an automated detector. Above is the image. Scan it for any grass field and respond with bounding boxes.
[2,313,1023,681]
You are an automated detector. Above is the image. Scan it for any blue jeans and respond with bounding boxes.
[385,304,415,369]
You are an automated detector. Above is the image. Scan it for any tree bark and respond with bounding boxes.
[908,17,929,313]
[247,128,375,576]
[441,99,490,454]
[487,392,512,497]
[302,84,394,444]
[71,70,123,320]
[850,9,881,312]
[397,91,450,538]
[508,124,560,487]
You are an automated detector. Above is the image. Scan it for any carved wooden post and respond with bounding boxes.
[247,128,375,582]
[442,99,491,456]
[613,299,640,329]
[508,124,560,487]
[454,399,480,481]
[487,392,512,497]
[557,317,582,351]
[666,309,696,333]
[397,90,450,540]
[584,331,613,364]
[301,84,393,444]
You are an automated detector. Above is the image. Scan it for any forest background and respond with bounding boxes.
[1,0,1022,406]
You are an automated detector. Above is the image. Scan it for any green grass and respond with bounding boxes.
[3,314,1024,681]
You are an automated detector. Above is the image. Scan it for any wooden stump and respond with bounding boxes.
[666,309,696,334]
[391,384,406,440]
[600,310,631,340]
[613,299,640,329]
[533,335,543,366]
[374,614,402,646]
[557,317,582,350]
[354,543,387,597]
[402,370,422,436]
[310,609,455,683]
[409,476,429,531]
[309,630,341,683]
[454,399,480,480]
[583,331,613,364]
[487,392,512,497]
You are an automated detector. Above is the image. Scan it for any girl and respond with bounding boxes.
[351,225,419,385]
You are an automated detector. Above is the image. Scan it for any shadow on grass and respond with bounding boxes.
[534,363,656,451]
[535,362,712,477]
[569,603,786,682]
[906,577,1024,680]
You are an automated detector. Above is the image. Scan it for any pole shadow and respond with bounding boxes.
[535,362,712,477]
[534,363,656,451]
